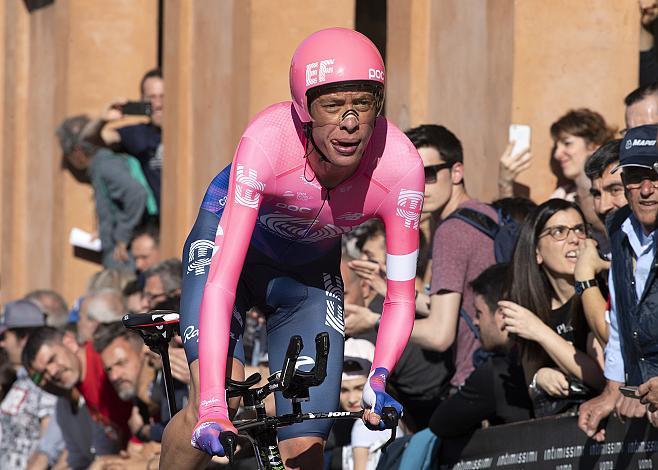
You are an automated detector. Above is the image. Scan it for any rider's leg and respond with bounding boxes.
[278,436,325,470]
[263,269,346,470]
[159,357,244,469]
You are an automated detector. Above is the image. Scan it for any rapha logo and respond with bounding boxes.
[396,189,423,229]
[235,164,265,209]
[306,59,334,86]
[183,325,199,343]
[200,398,220,407]
[187,239,214,275]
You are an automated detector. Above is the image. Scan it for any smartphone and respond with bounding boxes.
[508,124,531,156]
[122,101,152,116]
[619,385,640,399]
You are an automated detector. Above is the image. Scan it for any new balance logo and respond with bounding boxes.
[396,189,423,229]
[235,164,265,209]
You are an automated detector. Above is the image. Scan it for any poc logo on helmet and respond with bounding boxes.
[368,68,384,81]
[306,59,335,86]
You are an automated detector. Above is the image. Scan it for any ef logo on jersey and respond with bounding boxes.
[396,189,423,230]
[235,164,265,209]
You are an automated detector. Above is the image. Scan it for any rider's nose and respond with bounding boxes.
[340,113,359,132]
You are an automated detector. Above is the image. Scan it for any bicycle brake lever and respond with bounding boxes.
[220,431,237,464]
[380,407,400,453]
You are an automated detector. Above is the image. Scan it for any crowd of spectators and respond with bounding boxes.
[3,4,658,469]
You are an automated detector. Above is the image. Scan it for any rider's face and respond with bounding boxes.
[308,90,378,168]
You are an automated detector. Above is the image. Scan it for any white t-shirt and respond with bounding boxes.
[341,419,404,470]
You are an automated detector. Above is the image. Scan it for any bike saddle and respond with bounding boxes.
[122,310,180,342]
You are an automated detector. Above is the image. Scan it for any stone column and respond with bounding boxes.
[0,0,158,303]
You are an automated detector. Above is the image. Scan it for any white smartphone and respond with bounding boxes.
[509,124,531,156]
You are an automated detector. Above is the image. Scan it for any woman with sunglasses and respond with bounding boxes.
[498,199,605,417]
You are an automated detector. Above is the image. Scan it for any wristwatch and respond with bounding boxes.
[574,278,597,296]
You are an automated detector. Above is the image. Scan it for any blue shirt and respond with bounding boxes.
[117,123,162,209]
[605,215,656,382]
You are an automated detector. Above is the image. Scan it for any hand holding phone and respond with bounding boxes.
[499,125,532,193]
[122,101,152,116]
[619,385,639,399]
[508,124,531,156]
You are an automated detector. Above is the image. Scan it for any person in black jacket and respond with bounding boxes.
[429,264,533,438]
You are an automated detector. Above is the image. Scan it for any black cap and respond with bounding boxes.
[612,124,658,173]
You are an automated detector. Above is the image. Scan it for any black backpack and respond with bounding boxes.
[443,206,520,263]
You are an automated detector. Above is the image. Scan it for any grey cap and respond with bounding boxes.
[0,300,46,334]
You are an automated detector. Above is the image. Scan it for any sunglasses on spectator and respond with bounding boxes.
[539,224,589,241]
[621,168,658,190]
[424,162,453,184]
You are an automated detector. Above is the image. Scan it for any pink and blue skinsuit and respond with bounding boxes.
[181,101,423,441]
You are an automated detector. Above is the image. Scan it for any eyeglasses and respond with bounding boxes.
[142,290,175,302]
[539,224,589,241]
[308,91,380,126]
[424,163,453,184]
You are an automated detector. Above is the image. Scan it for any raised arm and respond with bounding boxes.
[80,99,127,149]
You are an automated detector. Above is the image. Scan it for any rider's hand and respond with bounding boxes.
[361,367,402,431]
[191,418,238,457]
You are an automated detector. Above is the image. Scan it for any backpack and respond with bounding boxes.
[375,430,440,470]
[443,205,521,368]
[443,206,519,263]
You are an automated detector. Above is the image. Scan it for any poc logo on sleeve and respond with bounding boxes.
[306,59,334,86]
[368,68,384,81]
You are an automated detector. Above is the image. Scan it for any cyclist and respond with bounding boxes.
[160,28,423,469]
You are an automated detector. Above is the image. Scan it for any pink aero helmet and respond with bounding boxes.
[289,28,385,123]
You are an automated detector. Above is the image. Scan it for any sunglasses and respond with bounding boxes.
[621,168,658,190]
[424,162,453,184]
